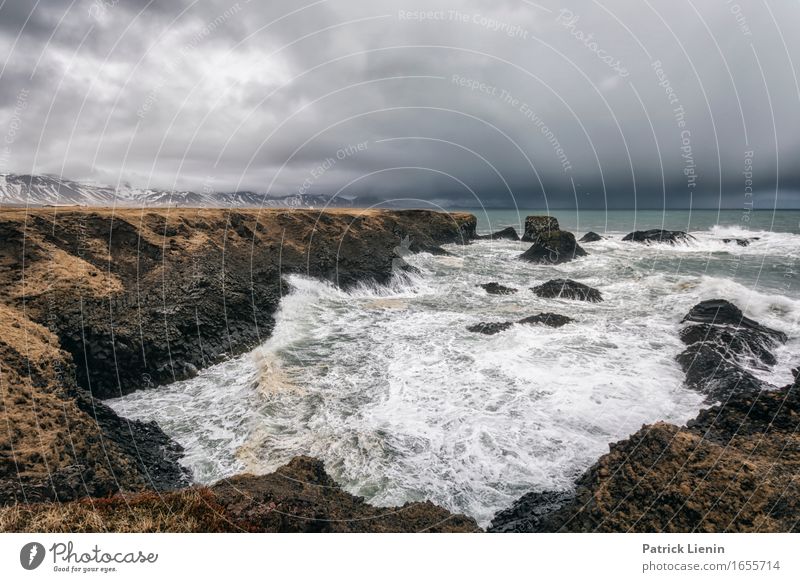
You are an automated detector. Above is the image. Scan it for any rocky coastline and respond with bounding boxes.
[1,208,797,532]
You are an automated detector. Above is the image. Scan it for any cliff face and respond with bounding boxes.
[0,207,476,507]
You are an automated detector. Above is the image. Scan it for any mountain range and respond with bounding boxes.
[0,173,358,208]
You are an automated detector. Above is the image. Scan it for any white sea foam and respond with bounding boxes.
[108,227,800,526]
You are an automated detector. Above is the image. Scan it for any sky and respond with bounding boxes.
[1,0,800,209]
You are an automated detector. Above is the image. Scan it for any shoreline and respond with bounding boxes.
[1,208,797,532]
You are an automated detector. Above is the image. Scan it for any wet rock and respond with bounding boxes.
[722,237,759,247]
[531,279,602,302]
[518,313,574,327]
[488,490,574,533]
[676,299,786,401]
[477,282,518,295]
[519,231,587,264]
[467,313,573,335]
[579,231,603,242]
[622,229,695,245]
[522,216,560,242]
[476,226,520,241]
[467,322,515,335]
[682,299,787,343]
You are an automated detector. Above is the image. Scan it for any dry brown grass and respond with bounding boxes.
[0,488,239,532]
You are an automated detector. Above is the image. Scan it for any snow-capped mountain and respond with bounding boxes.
[0,174,356,208]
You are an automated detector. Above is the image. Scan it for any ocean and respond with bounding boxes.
[108,209,800,526]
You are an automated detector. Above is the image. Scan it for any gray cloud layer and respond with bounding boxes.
[2,0,799,208]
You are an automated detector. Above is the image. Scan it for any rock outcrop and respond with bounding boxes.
[622,229,695,245]
[531,279,602,302]
[676,299,786,401]
[522,216,560,242]
[519,231,587,264]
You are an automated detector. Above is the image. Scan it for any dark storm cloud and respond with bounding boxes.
[2,0,800,208]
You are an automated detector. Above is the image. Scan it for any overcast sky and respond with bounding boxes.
[2,0,800,208]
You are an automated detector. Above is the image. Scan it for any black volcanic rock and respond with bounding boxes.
[467,321,515,335]
[488,490,574,533]
[519,231,587,264]
[531,279,602,302]
[522,216,559,242]
[677,299,786,401]
[476,226,520,241]
[518,313,574,327]
[622,229,695,245]
[579,231,603,242]
[682,299,787,343]
[467,312,573,335]
[477,282,518,295]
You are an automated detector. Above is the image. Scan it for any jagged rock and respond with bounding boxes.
[676,299,786,401]
[476,226,520,241]
[488,490,574,533]
[682,299,787,343]
[531,279,602,302]
[622,229,695,245]
[519,231,587,264]
[522,216,560,242]
[579,231,603,242]
[477,282,518,295]
[518,313,574,327]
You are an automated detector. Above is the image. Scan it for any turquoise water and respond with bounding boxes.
[468,209,800,296]
[469,209,800,236]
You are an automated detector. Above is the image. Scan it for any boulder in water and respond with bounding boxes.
[677,299,786,401]
[531,279,602,302]
[518,313,574,327]
[579,231,603,242]
[519,231,587,264]
[467,321,515,335]
[622,229,694,245]
[477,282,518,295]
